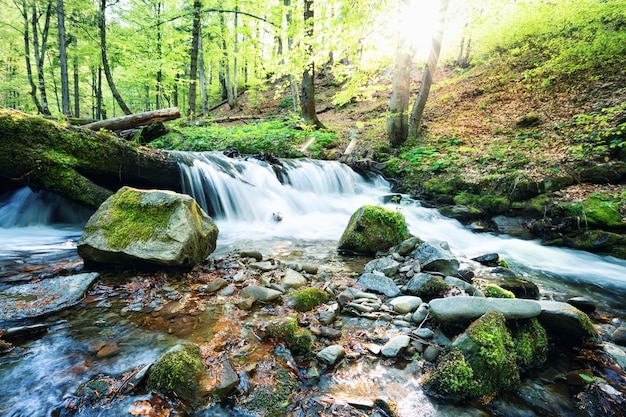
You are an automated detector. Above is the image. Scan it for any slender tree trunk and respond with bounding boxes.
[188,0,202,117]
[32,0,52,116]
[57,0,70,116]
[156,0,163,109]
[300,0,324,129]
[173,74,179,108]
[220,12,230,103]
[230,4,238,109]
[407,0,449,139]
[97,66,103,120]
[386,0,412,147]
[99,0,132,115]
[73,37,79,117]
[20,1,43,113]
[198,33,209,115]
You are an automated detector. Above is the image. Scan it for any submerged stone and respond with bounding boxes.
[538,300,599,345]
[0,272,99,322]
[78,187,218,268]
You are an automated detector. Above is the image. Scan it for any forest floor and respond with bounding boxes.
[208,62,626,205]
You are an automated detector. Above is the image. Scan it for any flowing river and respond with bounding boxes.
[1,152,625,416]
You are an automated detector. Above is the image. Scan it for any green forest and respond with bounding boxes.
[2,0,626,237]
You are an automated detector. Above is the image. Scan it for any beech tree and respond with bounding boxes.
[300,0,324,129]
[56,0,70,116]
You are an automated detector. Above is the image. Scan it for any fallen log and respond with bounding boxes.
[187,115,261,126]
[82,107,181,132]
[0,108,182,209]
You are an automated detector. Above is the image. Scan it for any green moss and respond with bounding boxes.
[510,318,548,371]
[484,284,515,299]
[527,194,551,214]
[422,349,478,400]
[147,344,203,403]
[241,366,299,417]
[290,288,330,312]
[338,205,410,254]
[454,191,510,214]
[418,276,450,299]
[571,308,599,343]
[564,193,625,228]
[89,187,176,250]
[266,317,313,355]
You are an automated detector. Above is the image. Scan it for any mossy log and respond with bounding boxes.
[0,108,181,209]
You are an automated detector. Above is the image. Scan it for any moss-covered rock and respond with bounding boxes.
[510,317,548,371]
[484,284,515,299]
[238,361,300,417]
[266,317,313,355]
[426,311,520,401]
[453,191,511,214]
[562,193,625,229]
[78,186,218,267]
[147,344,203,403]
[337,205,410,255]
[288,287,330,312]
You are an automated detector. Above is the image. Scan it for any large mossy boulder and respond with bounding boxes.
[77,186,218,268]
[424,311,520,401]
[338,205,409,255]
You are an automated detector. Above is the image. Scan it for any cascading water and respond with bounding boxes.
[1,153,626,416]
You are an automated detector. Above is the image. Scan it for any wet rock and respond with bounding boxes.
[395,236,423,256]
[411,303,429,323]
[281,268,307,290]
[337,205,410,255]
[147,344,203,403]
[389,295,422,314]
[496,277,540,300]
[403,273,449,299]
[429,297,542,322]
[444,276,484,297]
[538,301,600,345]
[249,261,274,271]
[320,326,342,340]
[492,216,533,238]
[356,273,401,297]
[318,303,340,325]
[612,327,626,346]
[317,344,345,366]
[0,272,99,321]
[3,323,48,342]
[410,241,459,276]
[78,187,218,268]
[363,256,400,277]
[239,250,263,261]
[604,343,626,369]
[202,278,228,293]
[241,285,282,302]
[471,253,499,267]
[96,342,120,358]
[413,328,434,339]
[214,359,239,397]
[423,345,440,362]
[567,296,597,313]
[381,334,411,357]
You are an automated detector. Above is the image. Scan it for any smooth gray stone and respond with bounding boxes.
[429,296,541,322]
[381,334,411,357]
[390,295,423,314]
[538,300,599,344]
[356,273,401,297]
[317,345,346,366]
[240,285,282,302]
[0,273,99,321]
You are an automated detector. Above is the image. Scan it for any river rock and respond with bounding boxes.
[604,343,626,369]
[389,296,422,314]
[0,272,99,322]
[239,250,263,261]
[538,300,600,344]
[381,334,411,357]
[444,276,484,297]
[429,296,542,322]
[202,278,228,293]
[356,273,401,297]
[281,268,307,290]
[395,236,423,256]
[412,303,429,323]
[249,261,274,271]
[337,205,409,255]
[410,241,459,276]
[363,256,400,277]
[241,285,282,302]
[471,253,499,267]
[78,187,218,267]
[611,327,626,346]
[413,328,434,339]
[317,344,345,366]
[318,303,340,325]
[423,345,440,362]
[200,358,239,397]
[404,273,449,298]
[567,296,597,313]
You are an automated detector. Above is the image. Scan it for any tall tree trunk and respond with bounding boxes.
[188,0,202,117]
[156,0,163,109]
[220,12,230,102]
[32,0,52,116]
[407,0,449,139]
[300,0,324,129]
[20,0,43,113]
[198,33,209,115]
[57,0,70,116]
[99,0,132,115]
[230,4,238,109]
[73,37,79,117]
[386,0,412,147]
[97,66,103,119]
